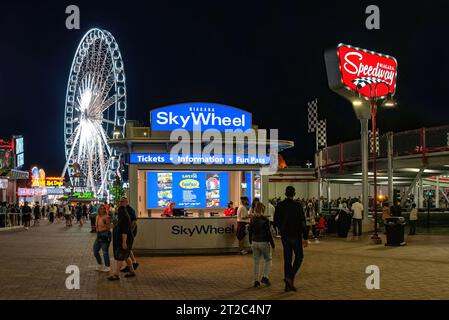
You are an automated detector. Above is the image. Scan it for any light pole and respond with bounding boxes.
[353,82,396,244]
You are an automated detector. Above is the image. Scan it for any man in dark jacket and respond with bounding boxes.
[274,186,308,292]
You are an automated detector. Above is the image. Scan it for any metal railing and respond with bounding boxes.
[321,125,449,168]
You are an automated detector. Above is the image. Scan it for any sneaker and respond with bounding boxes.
[133,262,139,271]
[240,250,248,255]
[261,277,271,286]
[314,238,320,243]
[107,275,120,281]
[95,265,103,272]
[101,266,111,273]
[254,281,260,288]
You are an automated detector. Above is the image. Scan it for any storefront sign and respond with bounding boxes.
[325,43,397,99]
[17,188,47,197]
[150,103,252,132]
[31,167,46,187]
[46,187,65,196]
[45,177,64,187]
[129,153,271,165]
[72,191,94,199]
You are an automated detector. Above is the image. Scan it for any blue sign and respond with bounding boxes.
[147,171,229,209]
[150,102,252,132]
[130,153,271,165]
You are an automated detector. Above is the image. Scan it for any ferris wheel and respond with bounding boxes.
[62,28,127,197]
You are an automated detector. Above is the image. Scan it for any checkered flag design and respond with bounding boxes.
[316,120,327,149]
[369,129,380,155]
[307,99,318,133]
[352,77,388,89]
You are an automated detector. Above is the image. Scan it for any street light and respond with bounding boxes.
[366,82,397,244]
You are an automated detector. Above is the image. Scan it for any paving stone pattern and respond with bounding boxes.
[1,221,449,300]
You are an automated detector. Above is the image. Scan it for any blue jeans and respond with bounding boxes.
[281,237,304,282]
[251,242,272,281]
[93,237,111,267]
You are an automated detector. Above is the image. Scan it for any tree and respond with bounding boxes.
[110,177,126,205]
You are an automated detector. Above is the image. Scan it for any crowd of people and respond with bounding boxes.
[0,198,139,281]
[1,189,422,290]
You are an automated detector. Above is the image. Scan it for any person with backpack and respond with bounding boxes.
[249,202,275,288]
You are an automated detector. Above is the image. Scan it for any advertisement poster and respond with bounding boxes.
[147,171,228,209]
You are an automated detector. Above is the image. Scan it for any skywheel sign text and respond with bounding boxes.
[150,103,252,132]
[129,153,271,165]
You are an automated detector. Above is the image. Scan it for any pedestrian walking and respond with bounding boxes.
[64,203,72,227]
[22,202,32,229]
[236,196,250,255]
[382,202,391,234]
[76,203,83,226]
[33,202,41,226]
[119,197,139,272]
[351,198,364,237]
[249,202,274,288]
[93,204,112,273]
[49,205,56,223]
[409,203,418,235]
[274,186,308,292]
[335,203,351,238]
[108,205,136,281]
[304,201,319,243]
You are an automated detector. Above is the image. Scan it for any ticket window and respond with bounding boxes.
[140,170,242,218]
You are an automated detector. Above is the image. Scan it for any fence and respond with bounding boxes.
[321,125,449,168]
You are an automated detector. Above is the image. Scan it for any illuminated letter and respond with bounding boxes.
[65,5,80,30]
[365,5,380,30]
[343,52,362,75]
[156,112,169,125]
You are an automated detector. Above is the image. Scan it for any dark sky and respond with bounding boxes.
[1,0,449,175]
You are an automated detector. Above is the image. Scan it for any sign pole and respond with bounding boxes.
[360,118,370,228]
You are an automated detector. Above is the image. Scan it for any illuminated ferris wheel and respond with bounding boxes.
[62,28,127,197]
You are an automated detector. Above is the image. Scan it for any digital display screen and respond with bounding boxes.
[147,171,229,209]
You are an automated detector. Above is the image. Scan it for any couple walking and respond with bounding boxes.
[249,186,308,292]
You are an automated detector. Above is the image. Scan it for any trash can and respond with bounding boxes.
[385,217,407,246]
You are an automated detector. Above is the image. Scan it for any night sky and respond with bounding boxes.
[1,0,449,175]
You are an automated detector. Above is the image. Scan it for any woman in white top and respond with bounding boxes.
[236,196,250,255]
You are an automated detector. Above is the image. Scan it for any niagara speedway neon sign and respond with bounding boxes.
[336,44,397,99]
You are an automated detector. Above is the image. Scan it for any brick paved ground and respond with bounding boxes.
[1,220,449,300]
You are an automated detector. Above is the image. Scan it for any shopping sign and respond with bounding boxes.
[150,102,252,132]
[324,44,398,100]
